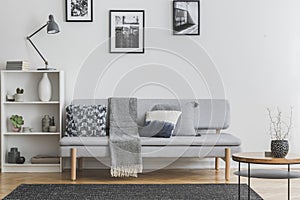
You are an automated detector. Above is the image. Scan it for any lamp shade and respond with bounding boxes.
[47,15,60,34]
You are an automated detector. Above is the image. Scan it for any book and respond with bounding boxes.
[6,61,30,70]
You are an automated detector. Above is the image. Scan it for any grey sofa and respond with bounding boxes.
[60,99,241,181]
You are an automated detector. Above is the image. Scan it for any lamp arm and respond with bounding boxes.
[27,23,49,67]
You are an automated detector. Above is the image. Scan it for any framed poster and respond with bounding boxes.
[173,0,200,35]
[109,10,145,53]
[66,0,93,22]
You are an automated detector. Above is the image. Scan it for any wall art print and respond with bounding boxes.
[173,0,200,35]
[109,10,145,53]
[66,0,93,22]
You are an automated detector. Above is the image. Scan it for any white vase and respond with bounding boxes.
[38,73,52,101]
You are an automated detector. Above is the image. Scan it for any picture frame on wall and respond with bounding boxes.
[66,0,93,22]
[109,10,145,53]
[173,0,200,35]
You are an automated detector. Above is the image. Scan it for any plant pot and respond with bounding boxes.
[271,140,289,158]
[12,126,21,132]
[14,94,24,102]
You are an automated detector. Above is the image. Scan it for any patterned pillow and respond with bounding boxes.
[65,105,107,137]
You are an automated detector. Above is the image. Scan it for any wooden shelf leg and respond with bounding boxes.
[225,148,231,181]
[215,157,219,170]
[71,148,77,181]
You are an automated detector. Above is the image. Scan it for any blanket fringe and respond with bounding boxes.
[111,165,143,178]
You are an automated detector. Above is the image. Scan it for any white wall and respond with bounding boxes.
[1,0,300,168]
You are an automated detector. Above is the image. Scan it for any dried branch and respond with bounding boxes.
[267,107,293,140]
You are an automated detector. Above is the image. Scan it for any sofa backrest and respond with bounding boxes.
[72,99,230,130]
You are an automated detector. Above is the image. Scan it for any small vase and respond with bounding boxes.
[271,140,289,158]
[7,148,20,163]
[42,115,50,132]
[38,73,52,102]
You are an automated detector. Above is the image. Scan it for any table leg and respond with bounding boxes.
[288,164,290,200]
[238,162,241,200]
[248,163,251,200]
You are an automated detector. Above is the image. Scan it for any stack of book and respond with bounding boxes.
[6,61,30,70]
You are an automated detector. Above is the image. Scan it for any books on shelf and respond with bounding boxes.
[6,61,30,70]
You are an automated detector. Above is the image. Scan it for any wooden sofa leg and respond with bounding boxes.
[71,148,77,181]
[225,148,231,181]
[215,157,219,170]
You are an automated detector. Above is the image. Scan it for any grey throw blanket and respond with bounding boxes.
[108,97,142,177]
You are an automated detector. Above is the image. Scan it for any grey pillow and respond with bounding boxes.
[151,102,199,136]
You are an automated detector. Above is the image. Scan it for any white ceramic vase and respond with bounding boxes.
[38,73,52,102]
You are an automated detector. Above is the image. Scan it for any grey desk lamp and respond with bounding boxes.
[27,14,60,70]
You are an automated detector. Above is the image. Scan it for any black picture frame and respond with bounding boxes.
[66,0,93,22]
[173,0,200,35]
[109,10,145,54]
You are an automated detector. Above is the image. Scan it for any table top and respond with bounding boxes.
[232,152,300,165]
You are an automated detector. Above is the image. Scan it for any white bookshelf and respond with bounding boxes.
[1,70,64,172]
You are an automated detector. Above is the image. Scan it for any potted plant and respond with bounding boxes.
[14,88,24,102]
[267,107,292,158]
[10,115,24,132]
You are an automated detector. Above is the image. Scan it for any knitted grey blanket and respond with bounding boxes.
[108,97,142,177]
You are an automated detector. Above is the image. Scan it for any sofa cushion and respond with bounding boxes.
[151,102,198,136]
[139,120,175,138]
[60,133,241,146]
[65,105,107,137]
[139,110,182,138]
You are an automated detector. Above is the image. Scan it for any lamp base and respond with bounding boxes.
[37,67,57,71]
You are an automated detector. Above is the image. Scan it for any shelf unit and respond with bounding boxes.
[1,70,64,172]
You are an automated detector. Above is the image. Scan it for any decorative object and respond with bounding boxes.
[22,127,33,133]
[14,88,24,102]
[16,156,26,164]
[49,116,57,132]
[66,0,93,22]
[140,110,182,138]
[6,60,30,70]
[27,14,60,70]
[6,93,15,102]
[173,0,200,35]
[65,105,107,137]
[109,98,142,177]
[31,155,60,164]
[151,101,199,136]
[10,115,24,132]
[7,147,20,163]
[38,73,52,101]
[109,10,145,53]
[42,115,51,132]
[271,140,289,158]
[267,107,293,158]
[3,184,263,200]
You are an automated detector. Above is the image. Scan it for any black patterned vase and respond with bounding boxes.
[271,140,289,158]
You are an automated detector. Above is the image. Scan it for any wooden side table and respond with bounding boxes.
[232,152,300,200]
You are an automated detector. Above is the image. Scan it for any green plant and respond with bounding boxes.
[16,88,24,94]
[10,115,24,128]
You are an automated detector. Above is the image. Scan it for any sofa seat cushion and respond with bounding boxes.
[60,133,241,146]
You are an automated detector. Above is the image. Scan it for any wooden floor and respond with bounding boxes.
[1,169,300,199]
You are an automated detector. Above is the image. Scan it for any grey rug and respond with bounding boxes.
[4,184,263,200]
